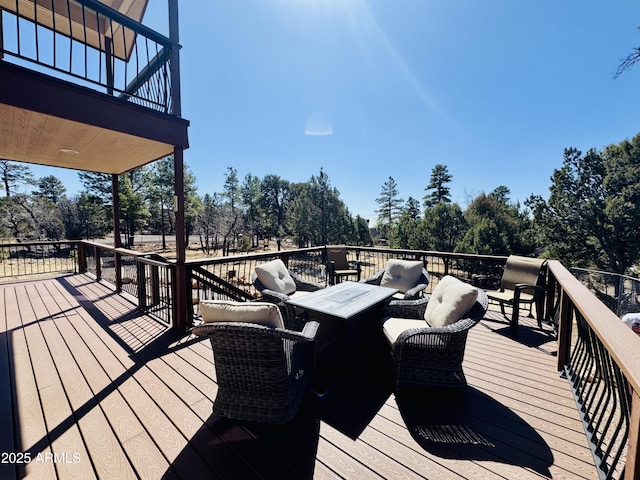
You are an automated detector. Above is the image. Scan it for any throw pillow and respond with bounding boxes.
[255,259,296,295]
[424,275,478,328]
[380,259,424,293]
[199,300,284,329]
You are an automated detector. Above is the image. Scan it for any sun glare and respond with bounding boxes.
[305,111,333,135]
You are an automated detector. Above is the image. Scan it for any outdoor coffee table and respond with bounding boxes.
[286,281,398,395]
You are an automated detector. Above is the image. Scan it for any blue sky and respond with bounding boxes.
[27,0,640,222]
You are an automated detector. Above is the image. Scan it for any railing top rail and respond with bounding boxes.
[570,266,640,283]
[0,240,79,248]
[79,241,171,265]
[549,260,640,392]
[351,246,509,262]
[185,246,325,267]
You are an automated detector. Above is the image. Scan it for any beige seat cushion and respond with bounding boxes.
[486,289,535,304]
[381,259,423,293]
[255,259,296,295]
[381,317,427,345]
[424,276,478,328]
[199,300,284,329]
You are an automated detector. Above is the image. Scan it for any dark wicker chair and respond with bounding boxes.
[193,320,319,423]
[253,270,323,328]
[382,290,488,391]
[361,263,429,300]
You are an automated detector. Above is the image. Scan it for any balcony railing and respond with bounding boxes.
[0,0,177,113]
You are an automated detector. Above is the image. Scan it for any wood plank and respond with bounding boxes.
[4,284,56,479]
[2,275,602,479]
[0,288,18,480]
[52,279,218,479]
[44,280,172,478]
[33,282,138,480]
[16,283,95,479]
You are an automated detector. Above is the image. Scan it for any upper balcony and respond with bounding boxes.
[0,0,189,175]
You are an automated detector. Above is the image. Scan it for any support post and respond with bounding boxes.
[112,174,122,292]
[168,0,187,330]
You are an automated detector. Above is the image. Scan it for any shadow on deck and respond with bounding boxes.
[0,274,595,479]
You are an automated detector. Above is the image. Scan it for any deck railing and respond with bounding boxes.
[79,241,173,325]
[0,0,178,113]
[551,261,640,480]
[571,267,640,318]
[185,246,507,322]
[0,240,78,279]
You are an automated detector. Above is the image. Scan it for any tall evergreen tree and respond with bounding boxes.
[423,163,452,209]
[528,137,640,274]
[375,176,403,240]
[260,175,290,250]
[241,173,263,247]
[0,160,35,197]
[34,175,66,204]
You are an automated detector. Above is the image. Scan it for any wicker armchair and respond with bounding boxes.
[382,289,488,391]
[253,270,323,327]
[193,318,319,424]
[361,259,429,300]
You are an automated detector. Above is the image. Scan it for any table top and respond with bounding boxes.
[286,281,398,319]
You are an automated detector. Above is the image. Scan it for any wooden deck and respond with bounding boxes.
[0,274,597,479]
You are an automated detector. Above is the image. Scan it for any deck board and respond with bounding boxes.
[0,274,598,479]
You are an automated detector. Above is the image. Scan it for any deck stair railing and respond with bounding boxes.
[0,0,178,113]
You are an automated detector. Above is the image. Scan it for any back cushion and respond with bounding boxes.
[255,259,296,295]
[199,300,284,329]
[381,259,424,293]
[424,276,478,328]
[501,256,544,291]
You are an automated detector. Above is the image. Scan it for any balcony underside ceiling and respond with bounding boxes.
[0,61,189,175]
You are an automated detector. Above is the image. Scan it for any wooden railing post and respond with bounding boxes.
[626,390,640,480]
[170,264,179,328]
[114,251,122,293]
[94,245,101,280]
[77,242,87,273]
[150,265,160,306]
[556,288,573,374]
[137,261,147,309]
[546,269,556,325]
